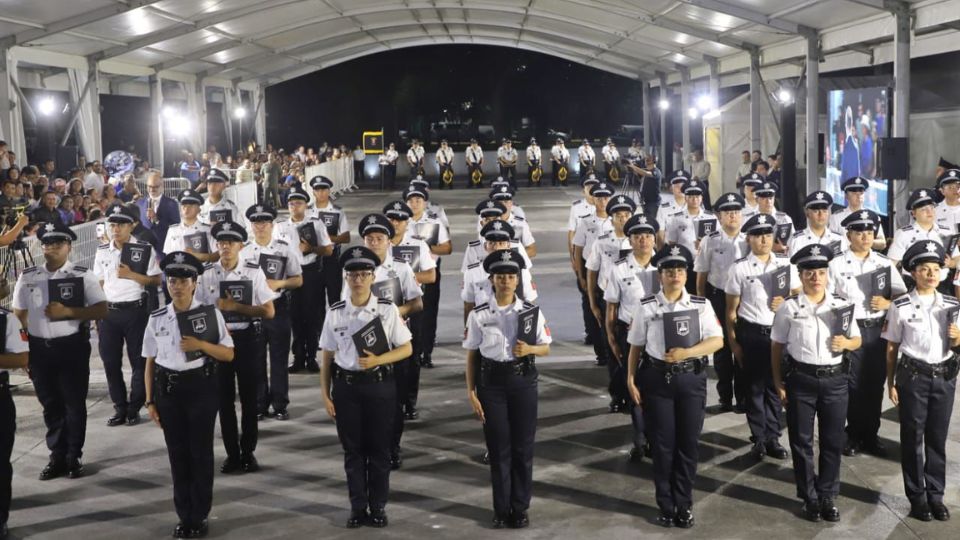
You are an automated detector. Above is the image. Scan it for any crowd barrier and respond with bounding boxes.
[305,158,356,200]
[134,177,192,199]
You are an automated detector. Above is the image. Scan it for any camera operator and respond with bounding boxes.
[0,179,30,247]
[626,154,662,218]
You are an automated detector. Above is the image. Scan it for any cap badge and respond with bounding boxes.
[44,223,55,232]
[352,248,362,258]
[810,246,821,256]
[368,216,377,224]
[501,251,512,262]
[860,211,870,219]
[670,246,681,256]
[493,221,503,230]
[223,223,232,231]
[816,192,825,200]
[174,253,185,264]
[926,242,937,252]
[758,215,768,224]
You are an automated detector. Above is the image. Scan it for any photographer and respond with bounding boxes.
[626,154,662,218]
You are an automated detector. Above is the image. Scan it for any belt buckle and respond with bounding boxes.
[167,372,180,384]
[815,366,830,377]
[669,363,685,375]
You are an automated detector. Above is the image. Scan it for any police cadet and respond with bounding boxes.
[788,191,845,257]
[656,170,690,227]
[883,241,957,523]
[196,220,276,474]
[463,221,538,322]
[662,180,716,292]
[0,304,28,540]
[694,193,748,412]
[604,214,658,461]
[935,168,960,232]
[602,138,620,182]
[385,200,436,422]
[828,177,887,251]
[586,195,635,412]
[573,182,614,366]
[725,213,800,459]
[488,186,535,258]
[403,184,452,368]
[199,169,240,225]
[771,244,862,523]
[525,138,542,187]
[163,189,218,262]
[12,223,107,480]
[497,138,518,186]
[753,181,794,254]
[465,139,484,188]
[277,184,333,373]
[625,244,724,528]
[319,246,413,529]
[567,175,598,261]
[241,204,303,420]
[94,204,162,426]
[143,252,235,539]
[828,209,905,457]
[739,173,764,220]
[381,142,399,188]
[310,175,352,344]
[464,249,552,529]
[409,177,451,229]
[888,189,956,291]
[550,138,569,186]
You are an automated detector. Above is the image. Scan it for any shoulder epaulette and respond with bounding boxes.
[898,224,913,232]
[474,302,490,312]
[831,207,845,214]
[833,293,847,302]
[73,265,88,273]
[785,294,798,302]
[22,266,37,274]
[333,204,342,210]
[708,230,720,238]
[776,211,787,217]
[393,257,406,264]
[97,243,110,250]
[775,252,789,258]
[245,260,260,269]
[513,216,525,222]
[660,201,671,207]
[203,263,215,270]
[734,255,749,264]
[944,296,959,305]
[701,210,714,216]
[467,262,481,269]
[690,295,706,304]
[615,256,628,264]
[378,298,393,305]
[468,239,481,247]
[792,230,804,238]
[522,301,536,309]
[573,199,583,206]
[150,307,167,317]
[598,232,611,240]
[894,297,911,307]
[275,239,288,246]
[330,300,346,310]
[640,295,658,305]
[669,210,683,217]
[427,212,438,219]
[873,252,888,259]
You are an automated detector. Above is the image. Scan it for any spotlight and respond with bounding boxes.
[167,115,191,138]
[776,88,793,104]
[695,94,714,112]
[658,99,670,111]
[688,107,699,119]
[38,97,57,116]
[234,107,247,119]
[162,106,177,119]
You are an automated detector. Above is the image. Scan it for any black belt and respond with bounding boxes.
[478,356,536,385]
[28,331,87,348]
[229,322,262,337]
[857,317,885,328]
[643,354,707,377]
[738,319,772,336]
[108,298,145,310]
[786,356,847,378]
[0,371,8,390]
[301,261,320,271]
[900,355,959,379]
[155,361,217,395]
[333,364,394,384]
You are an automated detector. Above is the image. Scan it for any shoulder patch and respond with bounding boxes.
[330,300,346,310]
[690,295,706,304]
[894,297,911,307]
[203,263,215,270]
[468,240,481,247]
[791,230,804,238]
[245,261,260,269]
[98,243,110,250]
[573,199,583,206]
[944,296,959,305]
[522,301,536,309]
[708,230,720,238]
[378,298,393,305]
[832,207,845,214]
[473,302,490,312]
[640,295,658,305]
[734,255,749,264]
[467,262,481,269]
[898,224,913,232]
[150,307,167,318]
[73,265,88,273]
[275,239,288,246]
[22,266,38,274]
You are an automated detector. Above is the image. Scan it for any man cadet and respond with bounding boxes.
[435,140,455,189]
[601,138,620,183]
[625,154,662,219]
[935,169,960,232]
[0,301,28,539]
[828,209,905,457]
[586,195,635,412]
[662,179,716,292]
[656,170,691,227]
[525,138,542,187]
[13,223,106,480]
[241,204,303,420]
[829,177,887,251]
[605,214,659,460]
[694,193,748,412]
[550,138,570,186]
[497,138,518,187]
[310,175,352,337]
[277,184,333,373]
[163,189,218,262]
[739,173,764,220]
[353,214,423,469]
[889,189,956,291]
[625,244,724,529]
[573,182,615,366]
[464,249,552,529]
[488,186,535,258]
[771,244,861,523]
[578,139,597,183]
[403,184,452,369]
[787,191,845,257]
[199,169,240,225]
[385,201,436,422]
[320,246,413,529]
[94,204,162,426]
[753,181,794,254]
[143,251,234,539]
[465,138,484,188]
[725,213,800,459]
[196,220,276,474]
[883,241,957,523]
[463,221,538,323]
[409,176,451,229]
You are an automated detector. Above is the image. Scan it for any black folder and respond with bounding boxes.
[942,305,960,356]
[48,277,85,311]
[372,277,403,306]
[297,222,319,247]
[775,223,793,244]
[258,253,287,280]
[831,304,855,338]
[208,209,230,223]
[517,305,539,345]
[120,242,151,276]
[945,234,960,256]
[416,223,440,246]
[352,317,389,356]
[826,241,842,256]
[696,219,718,239]
[766,266,790,299]
[663,309,700,351]
[176,305,220,360]
[183,232,210,253]
[392,245,420,270]
[316,211,340,237]
[219,280,252,323]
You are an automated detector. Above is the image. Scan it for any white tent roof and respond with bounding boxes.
[2,0,959,90]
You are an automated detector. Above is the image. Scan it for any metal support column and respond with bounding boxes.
[641,79,651,153]
[658,72,668,169]
[148,74,164,172]
[805,35,820,193]
[679,66,690,171]
[893,4,911,226]
[750,51,762,155]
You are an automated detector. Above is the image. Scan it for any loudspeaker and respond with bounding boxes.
[877,137,909,179]
[817,134,825,165]
[56,145,79,175]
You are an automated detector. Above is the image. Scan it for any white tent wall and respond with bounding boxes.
[66,63,102,162]
[909,110,960,185]
[0,50,28,167]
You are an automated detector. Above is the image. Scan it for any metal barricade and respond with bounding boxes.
[135,177,191,199]
[305,159,355,200]
[224,182,258,216]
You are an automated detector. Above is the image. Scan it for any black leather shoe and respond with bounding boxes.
[240,454,259,473]
[220,457,241,474]
[510,510,529,529]
[657,509,675,528]
[930,502,950,521]
[628,446,644,463]
[404,406,419,420]
[595,357,607,366]
[718,400,734,412]
[39,460,66,481]
[608,399,623,413]
[910,502,933,522]
[187,519,208,538]
[66,459,85,479]
[420,355,434,368]
[491,514,508,529]
[106,412,126,427]
[346,509,367,528]
[305,360,320,373]
[480,451,490,464]
[764,440,789,459]
[1,522,8,540]
[274,409,289,421]
[801,500,822,522]
[674,507,694,528]
[368,507,388,528]
[843,440,860,457]
[288,362,304,374]
[734,403,747,414]
[819,498,840,522]
[584,335,594,346]
[126,413,141,426]
[390,449,402,470]
[172,522,187,538]
[861,439,887,457]
[749,441,766,460]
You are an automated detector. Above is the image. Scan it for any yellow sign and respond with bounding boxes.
[363,131,384,154]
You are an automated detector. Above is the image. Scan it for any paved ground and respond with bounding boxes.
[6,183,959,539]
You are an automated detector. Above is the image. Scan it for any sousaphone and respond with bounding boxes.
[441,163,454,186]
[471,166,483,185]
[558,165,568,185]
[608,165,620,183]
[530,160,542,184]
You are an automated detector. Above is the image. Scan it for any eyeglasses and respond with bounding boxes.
[346,271,373,280]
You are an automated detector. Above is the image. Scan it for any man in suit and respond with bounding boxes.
[136,171,179,254]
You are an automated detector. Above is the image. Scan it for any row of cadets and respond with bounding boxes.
[604,213,659,461]
[94,204,162,427]
[309,175,352,334]
[352,214,423,470]
[661,179,715,293]
[693,193,749,412]
[786,191,845,257]
[163,189,219,263]
[828,176,888,251]
[276,183,333,373]
[320,246,414,529]
[464,249,552,529]
[463,220,538,322]
[384,199,437,423]
[197,220,276,474]
[725,213,800,460]
[401,183,451,369]
[655,170,690,227]
[549,138,570,186]
[585,194,636,413]
[198,169,240,226]
[572,181,615,366]
[625,243,724,528]
[463,200,533,273]
[143,251,235,538]
[241,204,304,420]
[12,223,107,479]
[888,188,956,292]
[483,186,535,258]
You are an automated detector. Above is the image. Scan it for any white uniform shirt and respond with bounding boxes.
[380,148,399,165]
[551,145,569,163]
[195,260,276,330]
[585,232,630,291]
[239,238,303,283]
[273,216,333,266]
[626,290,723,360]
[602,145,620,163]
[567,198,596,232]
[627,145,643,160]
[665,208,718,255]
[460,240,533,273]
[142,300,234,371]
[340,257,421,305]
[526,145,541,162]
[311,201,350,240]
[465,146,483,165]
[497,146,518,164]
[406,212,450,262]
[407,146,425,164]
[93,239,162,302]
[655,197,685,225]
[13,261,106,339]
[741,200,760,221]
[829,207,887,241]
[0,308,29,365]
[935,201,960,233]
[319,295,412,371]
[391,238,437,274]
[881,290,959,363]
[694,230,748,290]
[436,147,454,166]
[828,250,906,320]
[163,221,216,256]
[787,227,846,258]
[461,263,537,305]
[426,202,450,229]
[578,145,596,166]
[604,254,658,324]
[771,292,861,365]
[463,298,552,361]
[573,214,614,261]
[889,222,954,282]
[506,214,535,247]
[725,252,800,326]
[199,196,240,226]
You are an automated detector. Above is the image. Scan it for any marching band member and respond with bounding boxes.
[406,139,425,181]
[578,139,596,184]
[466,139,484,188]
[496,139,518,187]
[601,139,620,183]
[435,140,455,189]
[550,138,570,186]
[525,138,542,187]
